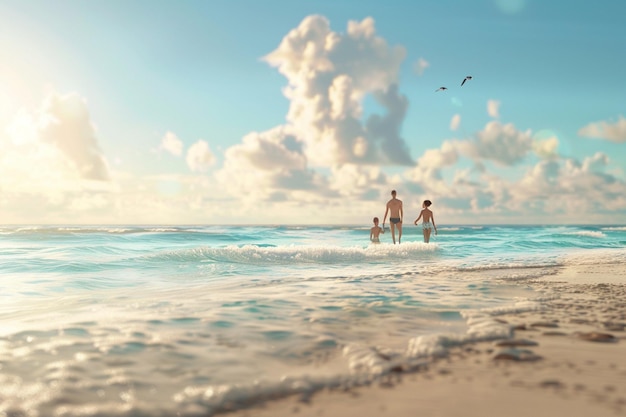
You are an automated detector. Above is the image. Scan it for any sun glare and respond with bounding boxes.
[0,64,50,123]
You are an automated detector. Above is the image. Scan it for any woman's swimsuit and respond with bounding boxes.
[390,218,401,224]
[422,221,433,231]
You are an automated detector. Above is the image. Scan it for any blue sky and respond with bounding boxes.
[1,0,625,224]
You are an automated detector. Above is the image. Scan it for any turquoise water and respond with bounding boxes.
[1,224,625,415]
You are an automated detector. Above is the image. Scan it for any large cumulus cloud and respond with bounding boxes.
[262,15,412,166]
[216,15,414,202]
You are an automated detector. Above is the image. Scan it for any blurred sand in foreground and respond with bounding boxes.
[227,263,626,417]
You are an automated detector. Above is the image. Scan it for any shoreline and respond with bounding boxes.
[225,263,626,417]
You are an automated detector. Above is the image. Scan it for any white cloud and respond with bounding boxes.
[450,114,461,131]
[393,118,623,223]
[487,99,501,119]
[489,151,624,219]
[578,116,626,143]
[518,159,561,192]
[328,74,359,120]
[413,57,430,76]
[461,120,532,166]
[263,15,412,167]
[452,168,481,188]
[186,140,215,173]
[37,93,110,180]
[228,127,306,172]
[418,141,459,170]
[405,140,460,194]
[160,131,184,156]
[216,126,324,201]
[402,150,626,224]
[329,163,387,198]
[582,152,609,173]
[352,136,368,158]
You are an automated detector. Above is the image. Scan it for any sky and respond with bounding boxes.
[1,0,625,225]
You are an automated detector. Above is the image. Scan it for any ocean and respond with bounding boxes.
[1,224,625,416]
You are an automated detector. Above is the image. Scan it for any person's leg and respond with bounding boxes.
[391,223,396,244]
[424,228,431,243]
[397,223,403,244]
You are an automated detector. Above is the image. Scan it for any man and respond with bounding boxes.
[383,189,403,244]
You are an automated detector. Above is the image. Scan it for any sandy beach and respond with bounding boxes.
[227,263,626,417]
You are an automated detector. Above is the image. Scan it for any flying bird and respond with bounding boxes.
[435,87,448,92]
[461,76,473,86]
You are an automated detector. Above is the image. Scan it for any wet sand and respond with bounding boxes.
[226,264,626,417]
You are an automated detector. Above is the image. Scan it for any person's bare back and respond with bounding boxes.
[414,199,437,243]
[420,208,433,223]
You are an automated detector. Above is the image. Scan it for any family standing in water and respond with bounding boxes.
[371,190,437,244]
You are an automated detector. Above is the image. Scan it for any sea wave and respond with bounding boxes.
[144,242,440,265]
[0,226,142,235]
[601,226,626,231]
[563,231,606,238]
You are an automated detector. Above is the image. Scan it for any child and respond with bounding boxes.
[414,200,437,243]
[370,217,384,244]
